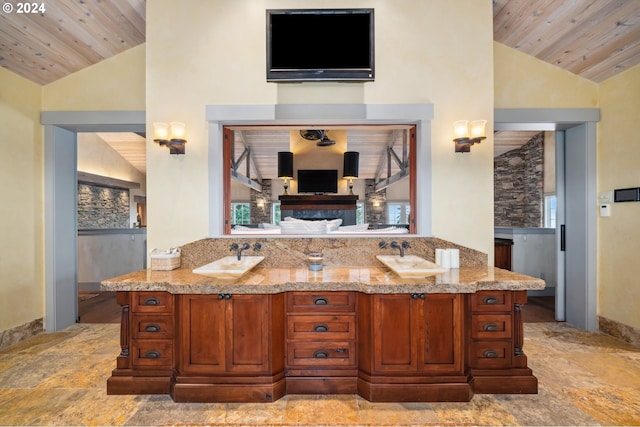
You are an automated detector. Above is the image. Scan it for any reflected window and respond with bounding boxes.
[272,202,281,225]
[387,203,410,224]
[231,202,250,225]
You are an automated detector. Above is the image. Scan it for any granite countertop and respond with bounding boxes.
[100,265,545,295]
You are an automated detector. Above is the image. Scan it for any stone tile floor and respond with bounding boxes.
[0,322,639,426]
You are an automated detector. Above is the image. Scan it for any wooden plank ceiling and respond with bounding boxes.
[493,0,640,83]
[0,0,145,85]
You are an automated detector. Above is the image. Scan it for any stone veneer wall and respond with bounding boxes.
[250,179,272,224]
[365,179,387,225]
[494,133,544,227]
[78,183,130,229]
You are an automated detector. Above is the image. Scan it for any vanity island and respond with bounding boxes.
[101,237,545,403]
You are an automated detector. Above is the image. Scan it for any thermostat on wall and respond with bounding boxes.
[614,187,640,202]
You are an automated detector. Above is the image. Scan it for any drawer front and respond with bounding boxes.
[287,292,356,313]
[470,314,512,339]
[471,291,512,312]
[287,315,355,340]
[286,341,356,368]
[132,314,174,339]
[131,292,173,313]
[470,341,512,368]
[131,339,174,368]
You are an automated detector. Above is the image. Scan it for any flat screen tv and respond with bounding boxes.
[297,169,338,194]
[266,9,375,82]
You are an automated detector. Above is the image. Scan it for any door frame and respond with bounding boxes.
[42,111,145,332]
[494,108,599,331]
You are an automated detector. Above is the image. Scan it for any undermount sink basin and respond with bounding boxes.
[376,255,449,278]
[192,256,264,278]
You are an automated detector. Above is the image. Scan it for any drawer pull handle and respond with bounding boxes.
[144,324,161,332]
[144,350,161,359]
[335,348,347,353]
[143,297,160,306]
[483,323,499,331]
[314,324,328,332]
[314,297,328,305]
[482,296,499,304]
[483,350,499,358]
[313,350,329,358]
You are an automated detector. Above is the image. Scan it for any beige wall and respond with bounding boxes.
[43,44,145,111]
[598,65,640,330]
[146,0,496,260]
[493,42,598,108]
[0,67,43,331]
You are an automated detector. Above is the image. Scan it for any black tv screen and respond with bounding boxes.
[266,9,375,82]
[297,169,338,194]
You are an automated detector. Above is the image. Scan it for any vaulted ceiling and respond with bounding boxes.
[2,0,638,161]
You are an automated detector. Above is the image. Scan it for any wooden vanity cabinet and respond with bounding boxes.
[171,293,286,402]
[357,293,472,402]
[467,290,538,394]
[285,291,358,394]
[107,291,175,395]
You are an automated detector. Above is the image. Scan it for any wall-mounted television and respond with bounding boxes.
[297,169,338,194]
[266,9,375,82]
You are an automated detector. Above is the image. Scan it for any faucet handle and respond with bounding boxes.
[401,241,411,249]
[241,242,250,250]
[253,242,262,251]
[229,242,239,251]
[378,240,388,249]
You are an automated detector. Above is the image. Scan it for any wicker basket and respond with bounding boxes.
[150,248,181,271]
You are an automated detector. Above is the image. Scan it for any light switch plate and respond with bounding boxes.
[599,191,613,203]
[600,204,611,217]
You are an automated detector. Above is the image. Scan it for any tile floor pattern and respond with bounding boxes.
[0,323,639,426]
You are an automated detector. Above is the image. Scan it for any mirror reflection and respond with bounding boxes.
[226,126,414,235]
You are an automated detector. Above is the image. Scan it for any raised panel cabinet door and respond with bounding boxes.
[420,294,464,374]
[372,294,418,373]
[226,294,271,373]
[179,295,226,374]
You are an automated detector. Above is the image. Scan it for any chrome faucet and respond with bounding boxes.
[230,242,261,260]
[390,240,410,257]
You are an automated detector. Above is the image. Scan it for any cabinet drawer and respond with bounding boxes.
[287,315,355,340]
[470,341,512,368]
[470,314,512,339]
[287,292,356,313]
[471,291,512,312]
[131,339,174,368]
[286,341,356,368]
[132,314,174,339]
[131,292,173,313]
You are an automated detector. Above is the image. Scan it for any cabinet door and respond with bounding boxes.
[419,294,463,374]
[372,294,418,373]
[179,295,226,374]
[226,294,270,373]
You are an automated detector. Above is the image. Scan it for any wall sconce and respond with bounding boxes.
[153,121,187,154]
[343,151,359,195]
[277,151,294,195]
[453,120,486,153]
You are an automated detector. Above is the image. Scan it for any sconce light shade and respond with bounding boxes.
[153,122,169,142]
[343,151,359,178]
[470,120,487,140]
[277,151,294,178]
[453,120,469,141]
[170,122,186,142]
[154,121,187,155]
